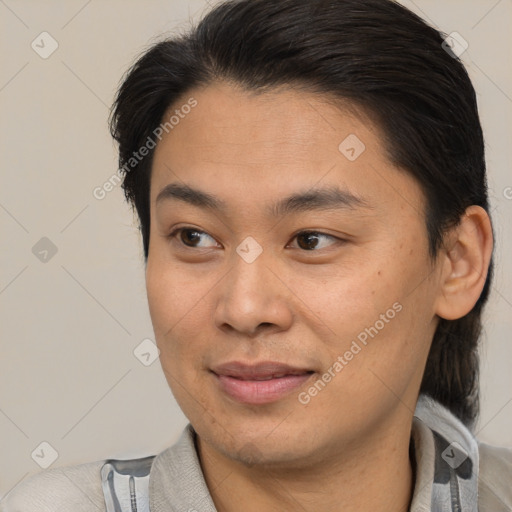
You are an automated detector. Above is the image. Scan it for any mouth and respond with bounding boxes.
[211,361,315,405]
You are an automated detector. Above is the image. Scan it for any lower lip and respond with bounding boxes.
[213,372,313,405]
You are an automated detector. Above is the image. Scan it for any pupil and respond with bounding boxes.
[298,233,318,250]
[183,229,200,246]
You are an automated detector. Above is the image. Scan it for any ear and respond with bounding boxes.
[434,205,493,321]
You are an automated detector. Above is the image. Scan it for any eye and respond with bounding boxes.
[168,227,341,252]
[168,227,219,249]
[289,231,340,251]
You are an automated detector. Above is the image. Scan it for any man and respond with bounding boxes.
[2,0,511,510]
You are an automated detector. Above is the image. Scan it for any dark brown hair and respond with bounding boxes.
[110,0,494,428]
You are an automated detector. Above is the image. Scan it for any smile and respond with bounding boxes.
[211,361,315,405]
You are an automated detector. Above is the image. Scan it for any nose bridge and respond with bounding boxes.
[214,240,291,335]
[231,240,269,294]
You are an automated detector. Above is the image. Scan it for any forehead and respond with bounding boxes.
[154,81,382,162]
[150,81,425,218]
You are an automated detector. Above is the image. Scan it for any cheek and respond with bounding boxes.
[146,262,178,337]
[310,243,432,368]
[146,254,204,331]
[145,258,215,374]
[294,261,397,341]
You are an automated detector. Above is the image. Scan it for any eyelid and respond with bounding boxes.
[168,226,219,248]
[168,226,344,251]
[287,230,340,249]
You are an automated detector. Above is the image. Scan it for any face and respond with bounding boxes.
[146,81,443,469]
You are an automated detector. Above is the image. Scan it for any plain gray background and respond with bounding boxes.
[1,0,511,499]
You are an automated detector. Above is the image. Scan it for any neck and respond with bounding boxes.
[196,418,415,512]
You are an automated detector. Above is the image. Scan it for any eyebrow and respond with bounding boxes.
[155,182,372,217]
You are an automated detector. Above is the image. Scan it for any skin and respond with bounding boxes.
[146,81,493,512]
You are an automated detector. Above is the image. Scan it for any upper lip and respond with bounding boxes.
[211,361,314,380]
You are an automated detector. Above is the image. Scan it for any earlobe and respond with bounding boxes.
[434,205,493,321]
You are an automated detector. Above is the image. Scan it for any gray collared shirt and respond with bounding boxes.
[2,394,512,511]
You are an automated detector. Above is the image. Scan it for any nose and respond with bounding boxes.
[213,246,293,337]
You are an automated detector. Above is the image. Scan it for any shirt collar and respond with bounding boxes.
[149,394,479,512]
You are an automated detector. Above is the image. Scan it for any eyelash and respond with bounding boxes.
[167,227,343,252]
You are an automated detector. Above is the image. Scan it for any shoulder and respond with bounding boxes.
[478,441,512,509]
[0,460,105,512]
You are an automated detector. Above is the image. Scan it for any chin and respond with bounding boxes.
[195,409,322,466]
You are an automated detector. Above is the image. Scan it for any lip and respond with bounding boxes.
[211,361,314,405]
